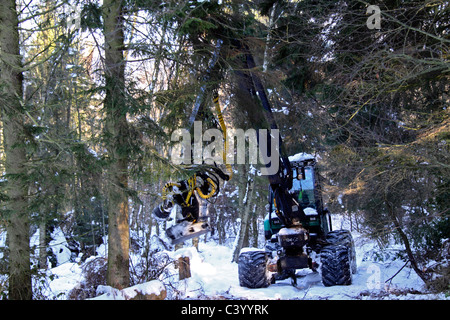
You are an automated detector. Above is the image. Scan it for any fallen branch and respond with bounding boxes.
[385,260,410,288]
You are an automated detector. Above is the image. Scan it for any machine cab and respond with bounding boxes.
[265,153,330,242]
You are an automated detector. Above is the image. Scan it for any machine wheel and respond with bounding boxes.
[238,250,271,288]
[320,245,352,286]
[325,230,357,274]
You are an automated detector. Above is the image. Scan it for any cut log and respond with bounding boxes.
[178,256,191,280]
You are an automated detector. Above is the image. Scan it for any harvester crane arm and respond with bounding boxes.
[152,39,306,244]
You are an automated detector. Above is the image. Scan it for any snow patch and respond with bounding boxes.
[91,280,166,300]
[239,247,265,254]
[278,227,306,236]
[47,263,83,298]
[49,227,72,266]
[304,207,318,216]
[288,152,315,162]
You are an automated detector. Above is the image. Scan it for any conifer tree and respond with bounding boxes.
[24,0,104,266]
[0,0,32,300]
[265,0,449,286]
[103,0,130,289]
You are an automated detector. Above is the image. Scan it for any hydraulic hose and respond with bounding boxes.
[213,93,233,180]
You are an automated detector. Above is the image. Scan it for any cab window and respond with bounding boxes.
[290,167,315,208]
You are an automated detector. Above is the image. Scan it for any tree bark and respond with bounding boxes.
[232,165,255,262]
[0,0,32,299]
[39,220,47,269]
[103,0,130,289]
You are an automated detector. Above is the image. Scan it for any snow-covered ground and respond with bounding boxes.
[17,214,446,300]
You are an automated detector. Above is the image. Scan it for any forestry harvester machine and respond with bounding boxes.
[152,39,357,288]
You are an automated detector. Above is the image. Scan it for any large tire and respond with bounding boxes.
[238,250,271,288]
[326,230,357,274]
[320,245,352,286]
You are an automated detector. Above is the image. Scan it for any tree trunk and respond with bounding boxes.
[251,207,258,248]
[103,0,130,289]
[0,0,32,300]
[263,3,276,73]
[232,165,255,262]
[385,197,430,285]
[39,221,47,269]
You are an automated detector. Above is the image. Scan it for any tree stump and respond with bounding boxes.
[178,256,191,280]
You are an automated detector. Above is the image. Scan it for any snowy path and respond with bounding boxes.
[161,213,447,300]
[165,240,441,300]
[35,214,448,300]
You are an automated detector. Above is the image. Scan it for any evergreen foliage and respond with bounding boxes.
[0,0,448,298]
